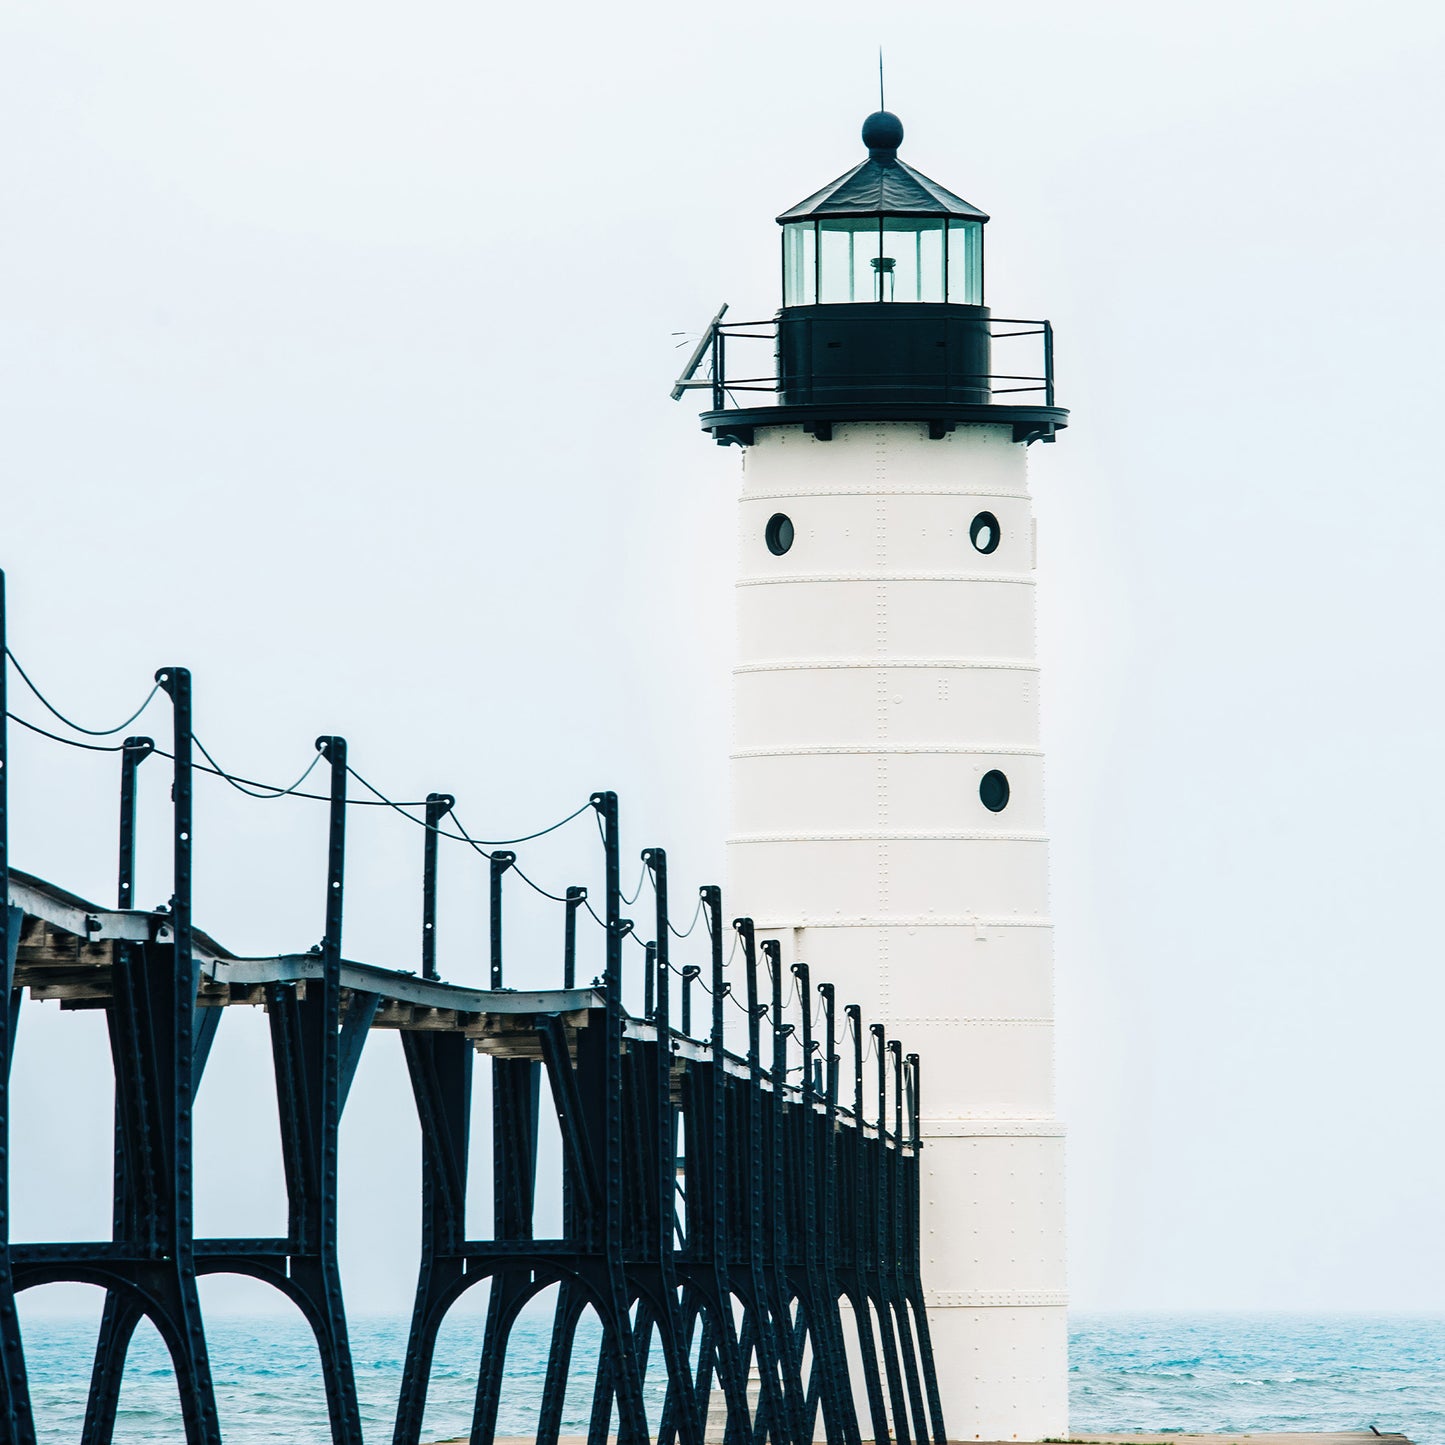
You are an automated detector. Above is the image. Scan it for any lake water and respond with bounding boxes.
[18,1311,1445,1443]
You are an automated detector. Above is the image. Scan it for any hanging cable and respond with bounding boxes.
[192,737,324,800]
[446,798,597,848]
[5,649,160,737]
[5,712,126,752]
[508,860,577,905]
[619,862,647,907]
[667,895,704,939]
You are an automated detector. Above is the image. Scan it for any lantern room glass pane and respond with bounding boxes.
[882,217,946,302]
[947,220,984,304]
[819,218,880,303]
[782,223,817,305]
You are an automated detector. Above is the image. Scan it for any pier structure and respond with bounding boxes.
[0,571,943,1445]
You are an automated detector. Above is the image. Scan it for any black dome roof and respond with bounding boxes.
[777,113,989,225]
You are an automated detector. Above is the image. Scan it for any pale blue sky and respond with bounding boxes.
[2,0,1443,1322]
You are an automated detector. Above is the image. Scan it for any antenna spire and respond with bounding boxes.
[878,48,885,111]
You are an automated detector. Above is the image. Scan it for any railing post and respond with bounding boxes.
[872,1025,888,1145]
[736,919,761,1073]
[488,850,515,989]
[563,886,586,990]
[680,965,699,1037]
[712,324,725,412]
[421,792,453,981]
[907,1053,921,1151]
[1044,319,1055,408]
[117,737,155,909]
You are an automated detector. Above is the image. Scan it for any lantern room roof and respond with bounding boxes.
[776,111,990,225]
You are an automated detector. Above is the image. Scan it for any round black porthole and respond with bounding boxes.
[979,769,1010,812]
[970,510,1001,555]
[765,512,795,556]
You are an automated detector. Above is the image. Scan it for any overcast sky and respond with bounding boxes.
[3,0,1444,1342]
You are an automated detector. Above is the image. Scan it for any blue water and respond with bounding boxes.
[1070,1316,1445,1443]
[17,1312,1445,1443]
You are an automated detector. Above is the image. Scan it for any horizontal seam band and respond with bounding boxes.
[733,658,1040,673]
[730,829,1048,843]
[923,1290,1068,1309]
[737,915,1053,928]
[731,745,1043,758]
[740,486,1032,500]
[737,571,1035,587]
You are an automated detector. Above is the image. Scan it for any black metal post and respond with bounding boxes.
[563,886,585,990]
[488,850,515,990]
[680,965,699,1037]
[421,792,453,981]
[117,737,154,909]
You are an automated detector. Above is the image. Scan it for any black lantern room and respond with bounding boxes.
[774,110,996,410]
[677,111,1066,445]
[777,111,987,308]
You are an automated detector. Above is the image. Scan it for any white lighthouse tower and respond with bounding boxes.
[681,110,1069,1440]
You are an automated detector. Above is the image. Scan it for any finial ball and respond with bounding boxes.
[862,110,904,152]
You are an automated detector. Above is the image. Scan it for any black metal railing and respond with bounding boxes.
[673,306,1055,412]
[0,570,945,1445]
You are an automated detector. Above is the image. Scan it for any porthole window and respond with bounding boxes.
[765,513,795,556]
[970,511,1000,555]
[979,769,1010,813]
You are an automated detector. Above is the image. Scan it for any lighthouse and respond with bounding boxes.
[678,109,1069,1440]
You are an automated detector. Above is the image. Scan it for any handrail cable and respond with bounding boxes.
[193,736,324,800]
[6,712,126,752]
[7,693,595,841]
[667,895,705,939]
[5,649,160,737]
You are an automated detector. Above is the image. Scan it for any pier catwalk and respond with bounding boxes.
[0,572,946,1445]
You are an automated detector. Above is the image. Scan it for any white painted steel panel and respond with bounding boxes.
[729,837,1051,919]
[732,752,1048,834]
[924,1306,1068,1441]
[736,578,1036,663]
[898,1020,1054,1116]
[786,923,1055,1022]
[741,421,1029,497]
[732,664,1041,752]
[923,1136,1067,1292]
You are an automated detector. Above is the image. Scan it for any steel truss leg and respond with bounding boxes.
[735,1293,785,1445]
[0,906,32,1445]
[842,1286,891,1445]
[471,1269,538,1444]
[869,1285,912,1445]
[887,1290,929,1445]
[587,1286,650,1445]
[139,1270,221,1445]
[588,1334,615,1445]
[81,1290,144,1445]
[536,1280,589,1445]
[391,1256,465,1445]
[679,1281,752,1445]
[393,1030,472,1445]
[905,1286,947,1445]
